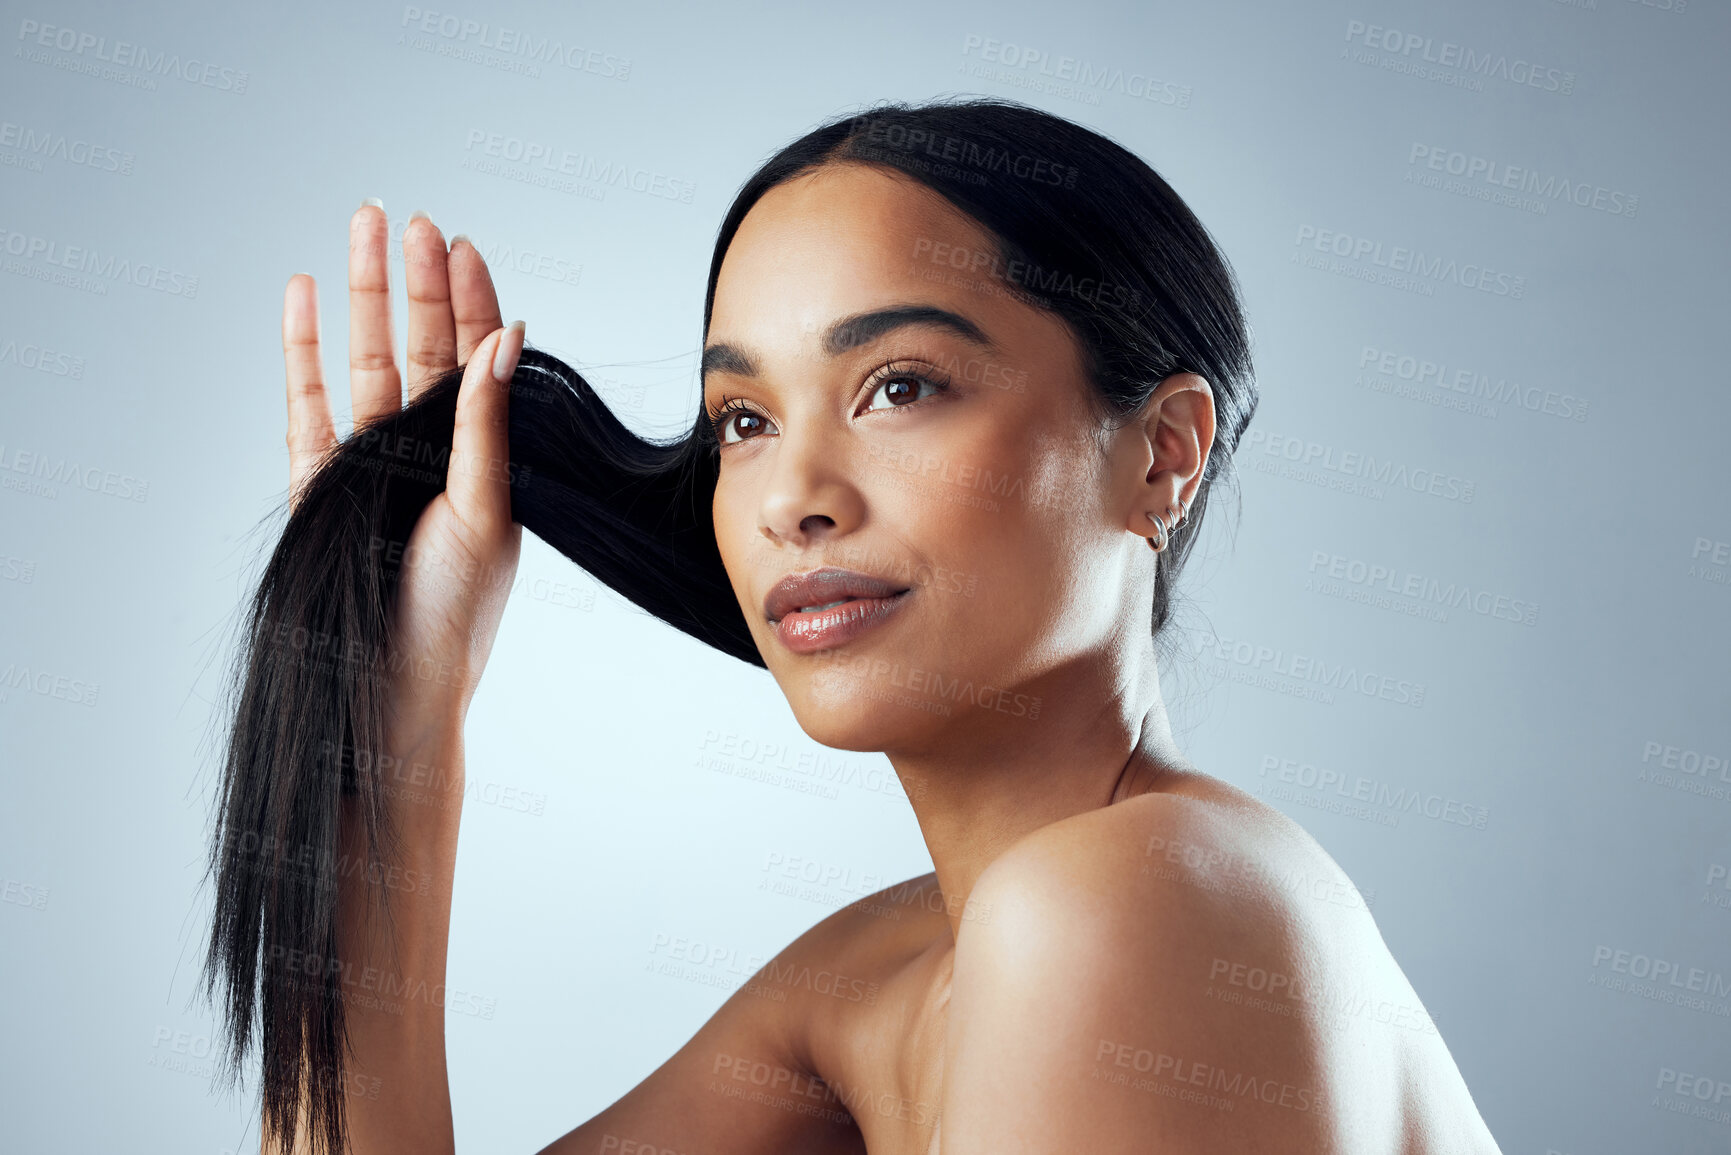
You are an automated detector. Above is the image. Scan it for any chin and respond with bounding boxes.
[779,659,953,753]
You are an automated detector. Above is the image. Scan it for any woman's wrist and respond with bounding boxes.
[370,711,467,828]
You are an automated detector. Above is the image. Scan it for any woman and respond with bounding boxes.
[209,98,1503,1153]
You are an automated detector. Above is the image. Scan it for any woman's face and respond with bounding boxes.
[705,162,1159,754]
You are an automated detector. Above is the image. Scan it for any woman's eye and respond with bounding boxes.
[712,370,945,446]
[719,408,775,444]
[863,373,942,413]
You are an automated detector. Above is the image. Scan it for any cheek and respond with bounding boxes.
[712,478,761,613]
[712,478,744,548]
[984,434,1116,634]
[863,432,1073,627]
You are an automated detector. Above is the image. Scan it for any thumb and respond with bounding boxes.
[446,321,525,534]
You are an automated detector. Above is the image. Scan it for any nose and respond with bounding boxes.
[757,427,866,548]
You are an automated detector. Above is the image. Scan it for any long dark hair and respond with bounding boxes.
[204,95,1255,1154]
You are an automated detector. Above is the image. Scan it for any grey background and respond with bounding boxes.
[1,0,1727,1152]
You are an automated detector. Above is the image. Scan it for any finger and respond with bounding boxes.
[348,201,403,426]
[283,274,336,508]
[402,210,457,402]
[447,236,504,367]
[446,322,524,537]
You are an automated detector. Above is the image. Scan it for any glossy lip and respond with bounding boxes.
[764,566,914,655]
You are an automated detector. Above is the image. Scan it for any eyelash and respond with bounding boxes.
[705,360,954,446]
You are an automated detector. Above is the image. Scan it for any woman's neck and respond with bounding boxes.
[883,647,1192,943]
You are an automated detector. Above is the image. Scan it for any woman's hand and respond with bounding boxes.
[281,202,527,742]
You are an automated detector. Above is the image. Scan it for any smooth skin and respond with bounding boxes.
[272,184,1503,1154]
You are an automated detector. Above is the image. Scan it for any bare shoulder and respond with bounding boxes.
[974,773,1379,940]
[947,776,1503,1154]
[747,867,953,1033]
[770,868,952,974]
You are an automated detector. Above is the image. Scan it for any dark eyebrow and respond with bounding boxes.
[699,343,758,380]
[700,304,998,383]
[822,304,997,357]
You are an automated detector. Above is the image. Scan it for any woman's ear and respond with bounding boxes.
[1123,372,1216,547]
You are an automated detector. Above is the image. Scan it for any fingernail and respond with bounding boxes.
[359,197,384,210]
[492,320,526,384]
[409,209,430,222]
[450,233,472,250]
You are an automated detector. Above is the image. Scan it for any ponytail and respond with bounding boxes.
[203,347,758,1155]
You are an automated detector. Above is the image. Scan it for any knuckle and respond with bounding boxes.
[407,333,457,365]
[349,351,397,372]
[403,247,446,273]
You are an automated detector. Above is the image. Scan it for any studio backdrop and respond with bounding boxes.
[1,1,1726,1152]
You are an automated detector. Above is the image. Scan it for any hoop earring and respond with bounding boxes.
[1145,500,1189,552]
[1145,510,1170,552]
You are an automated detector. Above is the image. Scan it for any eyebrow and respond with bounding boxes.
[701,304,999,382]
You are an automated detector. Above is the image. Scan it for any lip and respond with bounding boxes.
[764,566,914,654]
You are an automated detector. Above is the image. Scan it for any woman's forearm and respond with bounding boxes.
[263,721,467,1155]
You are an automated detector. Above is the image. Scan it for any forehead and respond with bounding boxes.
[709,163,1005,338]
